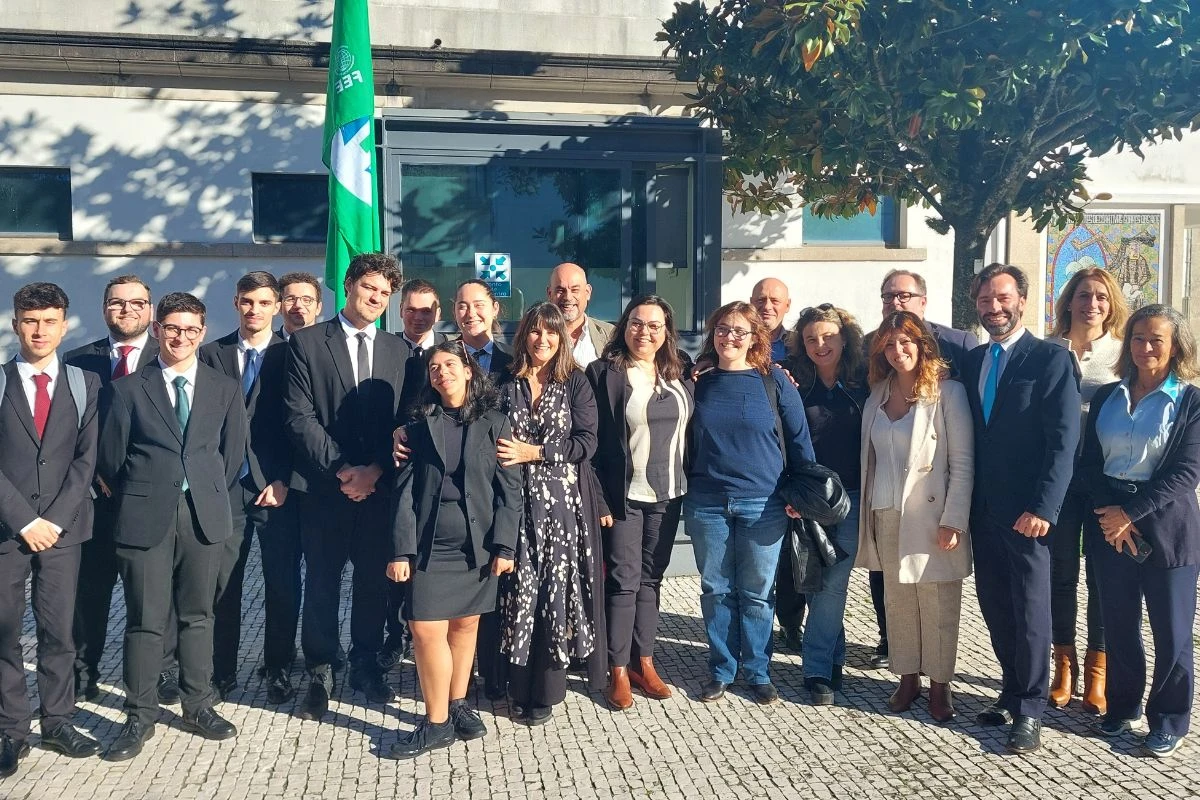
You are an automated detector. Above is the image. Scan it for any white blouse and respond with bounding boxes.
[869,404,915,512]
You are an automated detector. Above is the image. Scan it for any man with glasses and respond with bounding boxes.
[547,262,613,367]
[65,275,161,704]
[98,293,248,761]
[278,272,324,339]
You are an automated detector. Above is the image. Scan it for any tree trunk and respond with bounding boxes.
[950,224,988,330]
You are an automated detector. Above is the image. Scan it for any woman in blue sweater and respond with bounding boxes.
[686,300,815,704]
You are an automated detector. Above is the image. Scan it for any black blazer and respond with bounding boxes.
[1080,381,1200,567]
[97,361,248,547]
[199,330,291,492]
[586,359,695,520]
[0,361,100,553]
[399,331,449,412]
[284,318,408,496]
[391,407,523,570]
[963,330,1081,528]
[484,340,514,379]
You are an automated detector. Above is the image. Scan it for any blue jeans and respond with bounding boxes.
[685,493,788,685]
[802,490,860,681]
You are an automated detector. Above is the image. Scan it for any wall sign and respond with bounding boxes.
[475,252,512,299]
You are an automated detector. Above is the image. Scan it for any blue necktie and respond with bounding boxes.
[982,343,1002,423]
[173,375,190,491]
[242,348,261,398]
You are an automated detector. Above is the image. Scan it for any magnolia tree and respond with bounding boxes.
[659,0,1200,326]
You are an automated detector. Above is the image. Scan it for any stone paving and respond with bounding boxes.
[6,540,1198,800]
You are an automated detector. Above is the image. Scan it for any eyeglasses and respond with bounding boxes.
[714,325,752,341]
[105,298,150,312]
[282,295,318,307]
[158,324,203,341]
[628,319,666,334]
[800,303,834,315]
[881,292,924,304]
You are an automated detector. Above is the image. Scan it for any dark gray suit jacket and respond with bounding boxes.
[97,361,248,547]
[0,360,100,553]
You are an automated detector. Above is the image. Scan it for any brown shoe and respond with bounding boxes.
[928,681,957,723]
[1048,644,1078,708]
[887,673,921,712]
[1081,649,1107,715]
[606,667,634,710]
[629,657,672,700]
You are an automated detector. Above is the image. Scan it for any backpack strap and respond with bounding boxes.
[760,369,788,471]
[64,364,87,428]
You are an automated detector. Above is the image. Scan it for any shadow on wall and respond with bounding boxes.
[118,0,331,39]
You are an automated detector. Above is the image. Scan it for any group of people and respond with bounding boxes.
[0,254,1195,776]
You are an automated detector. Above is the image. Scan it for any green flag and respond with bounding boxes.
[322,0,379,310]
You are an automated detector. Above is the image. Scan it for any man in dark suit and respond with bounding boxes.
[65,275,161,703]
[195,271,292,702]
[97,292,248,761]
[279,271,325,340]
[963,263,1080,755]
[0,283,102,778]
[284,253,407,719]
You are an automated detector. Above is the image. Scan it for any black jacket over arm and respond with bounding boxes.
[1080,381,1200,568]
[391,407,523,570]
[199,331,291,491]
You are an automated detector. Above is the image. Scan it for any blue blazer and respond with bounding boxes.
[963,330,1080,529]
[1080,381,1200,568]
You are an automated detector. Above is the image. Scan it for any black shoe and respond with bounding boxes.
[39,723,100,758]
[1006,715,1041,754]
[698,680,728,703]
[831,664,844,691]
[180,707,237,741]
[75,675,101,703]
[806,677,835,706]
[523,705,553,726]
[0,735,30,778]
[377,633,410,671]
[976,703,1014,726]
[102,718,154,762]
[484,682,507,702]
[298,667,333,721]
[157,670,181,705]
[388,719,455,759]
[449,699,487,741]
[749,682,780,705]
[869,639,890,669]
[265,668,297,705]
[212,674,238,702]
[349,668,396,704]
[780,626,803,652]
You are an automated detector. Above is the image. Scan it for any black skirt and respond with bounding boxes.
[407,500,498,622]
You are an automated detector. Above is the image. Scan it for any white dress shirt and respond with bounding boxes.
[339,313,377,384]
[159,358,199,410]
[571,318,600,367]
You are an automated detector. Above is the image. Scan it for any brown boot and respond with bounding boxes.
[629,657,672,700]
[1081,649,1107,715]
[928,681,957,723]
[1048,644,1078,708]
[606,667,634,710]
[887,673,921,712]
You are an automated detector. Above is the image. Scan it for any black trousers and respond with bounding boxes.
[1049,487,1104,650]
[605,498,680,667]
[73,499,119,683]
[0,543,81,742]
[869,570,888,642]
[298,490,389,672]
[971,514,1052,720]
[476,610,508,694]
[117,493,223,726]
[508,623,567,709]
[1093,542,1198,736]
[257,489,303,671]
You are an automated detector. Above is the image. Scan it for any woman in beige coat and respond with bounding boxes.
[857,311,974,723]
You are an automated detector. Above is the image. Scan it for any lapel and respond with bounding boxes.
[3,361,40,445]
[604,364,630,433]
[323,318,355,396]
[42,369,76,450]
[216,334,241,381]
[463,411,486,477]
[987,330,1034,427]
[139,363,183,445]
[426,407,447,470]
[908,395,936,469]
[135,338,160,370]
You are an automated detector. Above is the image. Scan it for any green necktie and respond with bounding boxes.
[173,375,191,492]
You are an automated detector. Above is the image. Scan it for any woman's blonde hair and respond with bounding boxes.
[1050,267,1129,339]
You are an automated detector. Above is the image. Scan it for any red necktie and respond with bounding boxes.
[32,373,51,439]
[112,345,134,379]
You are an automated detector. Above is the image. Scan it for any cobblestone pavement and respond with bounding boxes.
[7,540,1198,800]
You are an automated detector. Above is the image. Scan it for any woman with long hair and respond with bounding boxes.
[453,279,512,377]
[780,304,868,704]
[387,341,522,758]
[857,311,974,723]
[686,301,814,705]
[1045,267,1129,713]
[1081,305,1200,757]
[496,302,602,724]
[587,296,694,710]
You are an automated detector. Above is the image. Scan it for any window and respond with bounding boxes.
[0,167,72,238]
[803,196,898,245]
[251,173,328,243]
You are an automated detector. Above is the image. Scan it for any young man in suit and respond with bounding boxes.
[964,263,1080,755]
[64,275,161,703]
[98,292,248,762]
[284,253,408,720]
[195,271,292,702]
[0,283,102,778]
[279,272,325,340]
[547,262,614,367]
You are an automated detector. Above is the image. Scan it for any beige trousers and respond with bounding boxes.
[873,510,962,684]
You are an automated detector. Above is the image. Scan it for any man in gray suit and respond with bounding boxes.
[98,292,248,761]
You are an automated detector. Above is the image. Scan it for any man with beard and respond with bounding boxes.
[750,277,792,364]
[964,263,1079,755]
[547,262,613,367]
[66,275,161,703]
